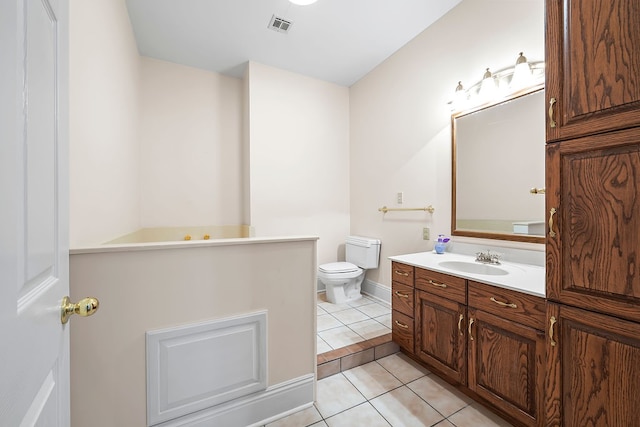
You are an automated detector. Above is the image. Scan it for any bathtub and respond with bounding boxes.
[69,234,318,427]
[103,225,253,244]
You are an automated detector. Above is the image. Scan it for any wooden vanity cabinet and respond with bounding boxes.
[391,262,415,354]
[545,0,640,143]
[468,281,545,427]
[391,262,546,426]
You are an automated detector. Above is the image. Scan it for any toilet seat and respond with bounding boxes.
[319,262,359,274]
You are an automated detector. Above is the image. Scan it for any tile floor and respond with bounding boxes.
[265,352,515,427]
[316,292,392,354]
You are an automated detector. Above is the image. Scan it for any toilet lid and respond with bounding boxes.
[319,262,359,274]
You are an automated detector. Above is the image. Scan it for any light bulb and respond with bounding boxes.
[479,68,497,101]
[511,52,533,90]
[453,81,467,110]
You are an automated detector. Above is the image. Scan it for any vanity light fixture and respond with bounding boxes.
[450,52,544,112]
[289,0,318,5]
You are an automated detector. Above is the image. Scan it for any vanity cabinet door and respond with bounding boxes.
[545,302,640,427]
[546,131,640,323]
[546,0,640,142]
[415,290,467,385]
[468,308,544,427]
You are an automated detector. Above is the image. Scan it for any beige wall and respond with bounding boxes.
[69,0,140,247]
[247,62,351,265]
[69,238,317,427]
[69,0,545,275]
[349,0,545,285]
[139,58,244,227]
[69,8,348,264]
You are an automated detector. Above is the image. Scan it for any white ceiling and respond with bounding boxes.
[125,0,462,87]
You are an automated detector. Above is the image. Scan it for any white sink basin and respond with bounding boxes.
[438,260,509,276]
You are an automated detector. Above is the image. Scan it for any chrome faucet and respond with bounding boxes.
[475,250,501,265]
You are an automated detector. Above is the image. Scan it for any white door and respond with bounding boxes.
[0,0,71,425]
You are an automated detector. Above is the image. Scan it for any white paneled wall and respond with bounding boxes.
[70,237,317,427]
[146,312,267,426]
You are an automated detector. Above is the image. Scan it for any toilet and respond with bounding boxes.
[318,236,381,304]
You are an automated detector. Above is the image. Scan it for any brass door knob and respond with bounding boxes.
[61,296,99,324]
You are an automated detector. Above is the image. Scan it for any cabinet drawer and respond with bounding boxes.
[391,262,414,287]
[392,310,414,353]
[392,282,414,317]
[415,268,466,304]
[468,280,545,330]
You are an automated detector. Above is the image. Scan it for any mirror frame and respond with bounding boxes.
[451,84,545,244]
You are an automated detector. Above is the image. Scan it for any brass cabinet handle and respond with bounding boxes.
[468,317,475,341]
[394,291,409,299]
[549,316,557,347]
[61,296,100,324]
[490,297,517,309]
[428,279,447,288]
[549,97,557,128]
[530,187,545,194]
[458,313,464,336]
[549,207,557,238]
[394,270,409,277]
[394,320,409,329]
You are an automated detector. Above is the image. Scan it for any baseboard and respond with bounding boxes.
[361,279,391,305]
[155,374,315,427]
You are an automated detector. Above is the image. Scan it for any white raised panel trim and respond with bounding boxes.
[146,311,267,426]
[154,374,314,427]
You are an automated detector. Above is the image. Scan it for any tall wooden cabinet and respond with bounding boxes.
[545,0,640,142]
[545,1,640,425]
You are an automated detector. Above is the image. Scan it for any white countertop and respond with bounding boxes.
[389,251,545,298]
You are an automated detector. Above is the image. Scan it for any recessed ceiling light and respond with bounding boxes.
[289,0,318,5]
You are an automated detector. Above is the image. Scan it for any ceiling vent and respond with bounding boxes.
[268,15,292,33]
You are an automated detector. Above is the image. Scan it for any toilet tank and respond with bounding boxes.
[345,236,381,269]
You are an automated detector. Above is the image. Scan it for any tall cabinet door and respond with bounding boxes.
[546,303,640,426]
[546,128,640,323]
[545,0,640,142]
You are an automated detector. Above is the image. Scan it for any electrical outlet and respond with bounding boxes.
[397,192,403,204]
[422,227,430,240]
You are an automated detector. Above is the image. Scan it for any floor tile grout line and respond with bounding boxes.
[319,361,451,427]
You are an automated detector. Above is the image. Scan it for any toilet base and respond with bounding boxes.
[326,282,363,304]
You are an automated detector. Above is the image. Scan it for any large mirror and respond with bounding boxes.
[452,87,545,244]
